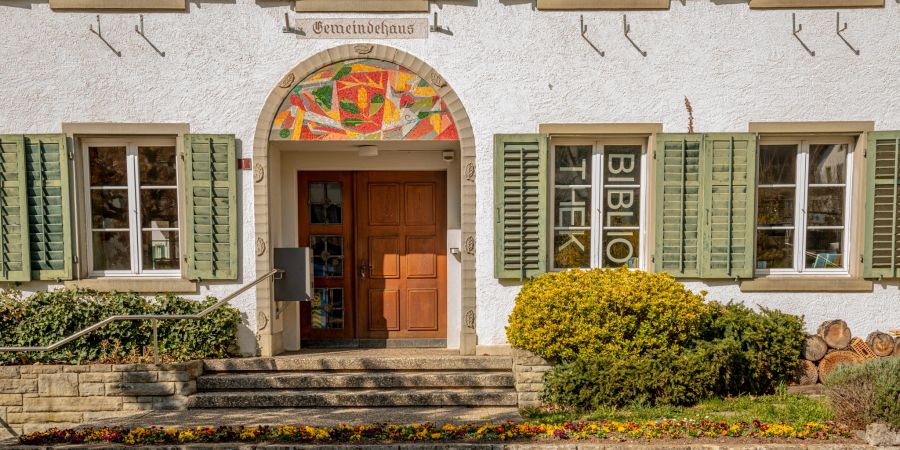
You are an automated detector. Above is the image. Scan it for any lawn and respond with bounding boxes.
[523,389,834,429]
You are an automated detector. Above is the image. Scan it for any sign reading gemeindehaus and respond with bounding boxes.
[296,18,429,39]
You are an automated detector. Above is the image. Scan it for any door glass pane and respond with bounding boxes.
[553,230,591,269]
[805,229,843,269]
[311,288,344,329]
[310,235,344,277]
[808,144,847,184]
[140,189,179,228]
[309,182,342,224]
[92,231,131,270]
[138,146,177,186]
[90,189,130,228]
[807,187,845,227]
[758,145,797,185]
[89,146,128,186]
[602,229,639,268]
[756,229,794,269]
[757,187,795,226]
[142,230,179,270]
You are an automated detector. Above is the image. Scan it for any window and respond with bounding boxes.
[294,0,428,12]
[756,138,853,274]
[748,0,882,8]
[82,138,181,277]
[49,0,185,9]
[537,0,670,9]
[551,139,647,270]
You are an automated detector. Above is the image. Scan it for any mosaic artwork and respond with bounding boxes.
[271,59,459,141]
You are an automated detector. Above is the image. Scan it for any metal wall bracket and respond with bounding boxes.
[430,12,452,35]
[792,13,815,56]
[89,15,121,57]
[580,15,604,56]
[282,12,304,35]
[623,14,646,57]
[836,12,860,55]
[135,15,165,57]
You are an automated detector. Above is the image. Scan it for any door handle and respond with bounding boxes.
[359,260,367,279]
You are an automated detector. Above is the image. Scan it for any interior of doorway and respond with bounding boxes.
[268,140,463,351]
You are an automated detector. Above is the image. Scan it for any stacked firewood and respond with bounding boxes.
[796,320,900,385]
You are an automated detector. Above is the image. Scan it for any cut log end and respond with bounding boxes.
[818,320,852,350]
[797,359,819,385]
[866,331,896,357]
[818,350,864,382]
[803,334,828,362]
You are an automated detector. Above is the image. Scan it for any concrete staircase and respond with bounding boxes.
[188,350,518,408]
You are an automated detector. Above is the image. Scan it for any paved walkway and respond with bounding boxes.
[84,407,522,428]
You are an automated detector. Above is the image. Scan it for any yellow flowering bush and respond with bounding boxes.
[506,267,709,361]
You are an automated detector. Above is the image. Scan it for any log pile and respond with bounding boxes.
[796,319,899,385]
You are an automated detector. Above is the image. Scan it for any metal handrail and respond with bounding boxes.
[0,269,281,364]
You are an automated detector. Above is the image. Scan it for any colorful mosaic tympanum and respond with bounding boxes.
[271,59,459,141]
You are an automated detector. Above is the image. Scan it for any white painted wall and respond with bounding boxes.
[2,0,900,353]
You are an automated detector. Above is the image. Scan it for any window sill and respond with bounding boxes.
[740,277,873,292]
[537,0,670,9]
[64,278,198,294]
[49,0,185,9]
[748,0,882,7]
[294,0,428,12]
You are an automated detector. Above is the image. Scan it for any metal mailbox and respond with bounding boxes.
[273,247,314,302]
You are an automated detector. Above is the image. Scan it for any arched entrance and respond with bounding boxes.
[251,44,477,356]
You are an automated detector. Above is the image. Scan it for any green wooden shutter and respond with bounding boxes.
[24,135,72,281]
[0,135,31,282]
[864,131,900,278]
[184,134,238,281]
[654,134,703,277]
[700,133,757,279]
[494,134,547,280]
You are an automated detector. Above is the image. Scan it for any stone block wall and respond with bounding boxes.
[511,348,554,409]
[0,361,201,439]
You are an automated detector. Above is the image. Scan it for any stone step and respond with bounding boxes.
[203,356,513,373]
[188,388,519,408]
[198,371,515,391]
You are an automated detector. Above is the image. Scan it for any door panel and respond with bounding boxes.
[298,172,354,340]
[356,171,447,339]
[369,236,401,279]
[368,289,400,331]
[407,288,439,331]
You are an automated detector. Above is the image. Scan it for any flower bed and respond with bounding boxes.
[18,420,851,446]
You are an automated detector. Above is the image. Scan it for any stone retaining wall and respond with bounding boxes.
[0,361,201,439]
[511,349,553,409]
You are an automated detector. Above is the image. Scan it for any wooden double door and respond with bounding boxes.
[298,171,447,341]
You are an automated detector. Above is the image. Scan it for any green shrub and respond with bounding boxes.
[699,302,805,396]
[506,268,709,361]
[538,297,806,409]
[824,357,900,429]
[0,289,241,365]
[542,346,725,408]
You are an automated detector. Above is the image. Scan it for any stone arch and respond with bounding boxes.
[251,44,477,356]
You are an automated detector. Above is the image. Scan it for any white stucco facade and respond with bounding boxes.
[2,0,899,355]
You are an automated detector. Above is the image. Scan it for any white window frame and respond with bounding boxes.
[81,137,182,278]
[549,137,649,271]
[755,136,854,276]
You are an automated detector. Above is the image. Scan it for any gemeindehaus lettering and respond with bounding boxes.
[297,18,429,39]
